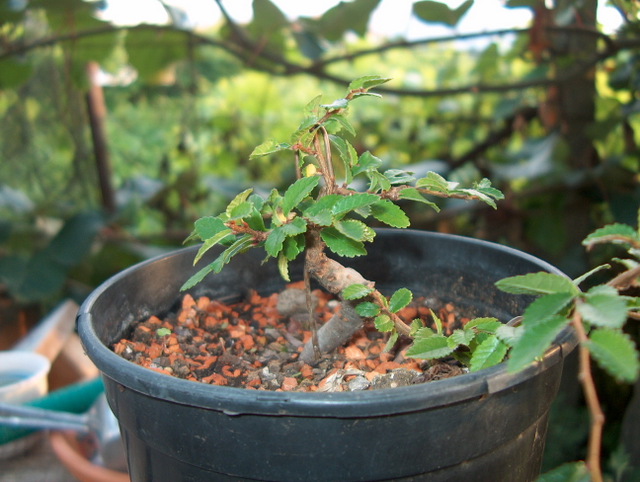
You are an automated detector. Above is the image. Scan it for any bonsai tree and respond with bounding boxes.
[181,75,506,368]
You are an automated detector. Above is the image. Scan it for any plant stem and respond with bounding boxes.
[571,309,605,482]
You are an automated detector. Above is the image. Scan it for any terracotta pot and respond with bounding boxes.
[78,230,577,482]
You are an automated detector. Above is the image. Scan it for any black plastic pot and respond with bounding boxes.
[77,230,577,482]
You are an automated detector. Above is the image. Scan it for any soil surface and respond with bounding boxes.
[112,282,470,392]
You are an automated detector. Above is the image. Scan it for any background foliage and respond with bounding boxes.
[1,0,640,478]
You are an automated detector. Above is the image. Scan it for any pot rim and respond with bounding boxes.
[77,229,578,418]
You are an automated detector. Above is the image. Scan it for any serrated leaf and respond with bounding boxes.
[332,114,357,137]
[495,324,521,347]
[265,227,287,257]
[405,334,453,359]
[281,176,319,214]
[227,201,253,221]
[398,187,440,211]
[347,75,392,91]
[282,234,305,261]
[321,227,367,257]
[194,216,228,241]
[351,151,383,177]
[342,283,374,300]
[367,170,392,193]
[290,116,318,145]
[469,335,509,372]
[449,328,476,347]
[586,329,639,383]
[334,219,368,241]
[355,301,380,317]
[249,138,291,160]
[465,317,502,333]
[410,319,423,336]
[384,330,399,352]
[370,200,410,228]
[281,217,307,236]
[415,171,453,192]
[508,314,568,373]
[277,252,291,282]
[521,292,575,327]
[331,193,379,218]
[578,285,629,329]
[181,263,214,291]
[384,169,415,185]
[374,314,394,332]
[329,136,357,185]
[303,194,342,226]
[388,288,412,313]
[573,264,611,287]
[582,223,639,248]
[430,309,443,335]
[225,189,253,219]
[193,229,233,265]
[495,272,578,296]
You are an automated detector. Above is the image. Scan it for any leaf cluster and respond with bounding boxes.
[496,220,640,383]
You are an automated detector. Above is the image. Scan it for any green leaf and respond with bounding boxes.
[342,283,374,300]
[227,201,253,221]
[329,136,357,185]
[469,335,509,372]
[412,0,474,27]
[415,171,452,192]
[430,309,443,335]
[521,292,574,327]
[181,264,213,291]
[334,219,370,241]
[225,189,253,219]
[249,138,291,160]
[586,329,639,383]
[582,223,639,249]
[495,272,578,296]
[281,217,308,236]
[282,234,305,261]
[573,264,611,287]
[265,227,287,257]
[536,462,590,482]
[355,301,380,317]
[405,334,453,359]
[303,194,342,225]
[410,319,423,336]
[383,169,415,185]
[398,187,440,211]
[321,226,367,257]
[508,314,568,373]
[251,0,288,34]
[332,114,357,137]
[278,252,291,282]
[304,0,381,42]
[449,328,476,347]
[578,285,629,329]
[156,327,171,337]
[370,200,410,228]
[384,330,399,352]
[374,314,394,332]
[464,317,502,333]
[367,170,392,193]
[331,193,379,218]
[352,151,383,177]
[194,216,227,241]
[193,229,233,265]
[388,288,412,313]
[495,324,521,347]
[281,176,319,214]
[348,75,393,91]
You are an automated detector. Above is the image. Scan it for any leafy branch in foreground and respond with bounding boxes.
[496,218,640,482]
[183,75,503,366]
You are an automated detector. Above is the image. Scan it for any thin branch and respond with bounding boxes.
[571,308,605,482]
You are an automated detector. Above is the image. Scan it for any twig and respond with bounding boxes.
[571,308,605,482]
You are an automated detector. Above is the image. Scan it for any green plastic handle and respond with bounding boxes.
[0,376,104,445]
